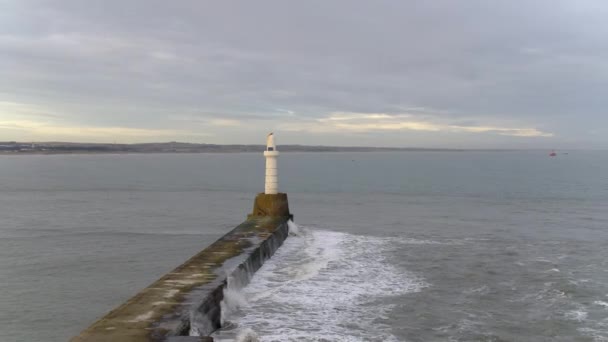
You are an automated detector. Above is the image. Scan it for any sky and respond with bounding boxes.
[1,1,607,148]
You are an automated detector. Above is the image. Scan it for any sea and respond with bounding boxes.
[0,151,607,342]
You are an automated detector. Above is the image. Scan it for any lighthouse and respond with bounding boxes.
[264,133,279,194]
[247,133,292,219]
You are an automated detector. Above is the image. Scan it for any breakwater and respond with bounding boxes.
[71,193,292,342]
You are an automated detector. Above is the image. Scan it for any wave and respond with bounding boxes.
[215,224,427,341]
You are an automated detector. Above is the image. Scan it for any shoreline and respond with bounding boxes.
[0,149,528,156]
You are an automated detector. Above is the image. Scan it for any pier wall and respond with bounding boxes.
[71,210,290,342]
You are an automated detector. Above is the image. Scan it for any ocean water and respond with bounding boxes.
[0,151,607,342]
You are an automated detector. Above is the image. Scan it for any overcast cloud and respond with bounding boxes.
[1,0,607,148]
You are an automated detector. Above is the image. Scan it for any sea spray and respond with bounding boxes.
[189,274,249,336]
[235,328,260,342]
[189,310,214,337]
[220,275,248,325]
[287,219,302,236]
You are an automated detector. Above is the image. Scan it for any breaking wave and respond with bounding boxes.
[214,224,426,341]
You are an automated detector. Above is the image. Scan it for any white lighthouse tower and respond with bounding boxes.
[264,133,279,194]
[248,132,291,220]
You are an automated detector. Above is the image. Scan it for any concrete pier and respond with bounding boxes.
[72,134,290,341]
[71,196,291,341]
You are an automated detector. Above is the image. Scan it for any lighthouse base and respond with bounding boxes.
[248,193,292,220]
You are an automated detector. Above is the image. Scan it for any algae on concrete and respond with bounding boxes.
[248,193,292,220]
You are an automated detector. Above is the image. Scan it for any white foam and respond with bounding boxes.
[398,237,461,245]
[565,309,588,322]
[219,226,427,341]
[594,301,608,308]
[235,328,260,342]
[579,327,608,342]
[463,285,490,295]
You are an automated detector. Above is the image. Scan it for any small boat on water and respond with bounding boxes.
[549,150,557,157]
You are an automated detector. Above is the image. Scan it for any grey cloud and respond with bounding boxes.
[1,0,607,147]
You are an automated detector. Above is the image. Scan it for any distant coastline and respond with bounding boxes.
[0,141,516,155]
